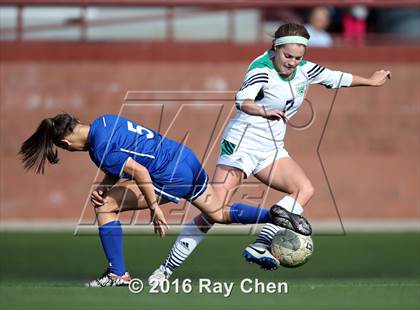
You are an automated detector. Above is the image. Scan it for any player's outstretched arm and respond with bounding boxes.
[350,70,391,87]
[123,158,169,237]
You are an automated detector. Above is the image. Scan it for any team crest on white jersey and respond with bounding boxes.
[295,83,307,97]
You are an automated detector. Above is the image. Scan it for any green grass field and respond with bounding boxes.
[1,232,419,310]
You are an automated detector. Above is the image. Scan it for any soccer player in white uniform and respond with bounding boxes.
[148,23,391,284]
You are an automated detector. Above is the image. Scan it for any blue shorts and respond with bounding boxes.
[152,147,208,203]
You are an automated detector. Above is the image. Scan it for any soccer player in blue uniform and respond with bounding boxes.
[19,113,304,287]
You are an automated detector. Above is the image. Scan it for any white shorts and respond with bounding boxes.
[217,139,290,177]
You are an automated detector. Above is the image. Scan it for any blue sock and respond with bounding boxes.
[229,203,272,224]
[98,220,126,276]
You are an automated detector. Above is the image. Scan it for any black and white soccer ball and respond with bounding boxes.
[270,228,314,267]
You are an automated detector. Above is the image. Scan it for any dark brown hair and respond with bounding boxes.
[272,23,310,49]
[19,113,79,174]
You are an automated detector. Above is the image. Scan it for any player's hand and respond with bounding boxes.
[150,205,169,238]
[369,70,391,86]
[90,188,108,207]
[261,109,288,122]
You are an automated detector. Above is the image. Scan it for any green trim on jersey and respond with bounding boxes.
[298,59,307,66]
[247,50,298,82]
[220,139,236,156]
[247,51,274,72]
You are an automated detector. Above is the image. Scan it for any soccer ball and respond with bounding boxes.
[270,228,314,267]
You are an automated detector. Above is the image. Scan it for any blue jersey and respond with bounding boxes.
[87,114,207,203]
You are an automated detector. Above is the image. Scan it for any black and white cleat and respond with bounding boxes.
[269,205,312,236]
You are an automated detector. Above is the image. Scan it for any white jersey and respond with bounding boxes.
[223,49,353,150]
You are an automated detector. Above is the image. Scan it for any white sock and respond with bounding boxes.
[276,196,304,215]
[162,220,205,272]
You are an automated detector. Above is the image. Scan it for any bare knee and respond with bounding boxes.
[204,210,228,224]
[205,213,224,224]
[299,181,315,202]
[94,197,120,214]
[289,181,314,204]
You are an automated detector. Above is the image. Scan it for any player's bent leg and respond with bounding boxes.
[254,157,313,236]
[148,165,244,285]
[191,184,227,223]
[212,164,245,205]
[94,180,147,226]
[241,157,314,270]
[95,180,170,226]
[89,181,169,287]
[255,156,315,207]
[192,184,298,227]
[206,166,279,269]
[192,185,287,270]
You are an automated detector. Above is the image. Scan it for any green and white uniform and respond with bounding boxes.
[218,49,353,176]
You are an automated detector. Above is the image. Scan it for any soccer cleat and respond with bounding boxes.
[148,265,173,286]
[243,243,280,270]
[269,205,312,236]
[85,269,132,287]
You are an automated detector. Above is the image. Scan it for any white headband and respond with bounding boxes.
[274,36,308,47]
